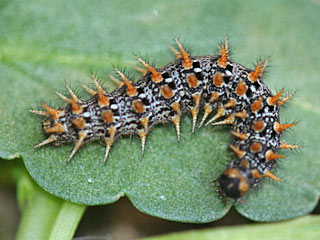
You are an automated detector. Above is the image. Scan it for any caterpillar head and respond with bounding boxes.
[217,167,252,200]
[43,116,71,145]
[34,105,73,147]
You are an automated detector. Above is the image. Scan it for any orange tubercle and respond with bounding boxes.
[132,100,146,113]
[264,170,283,182]
[102,110,114,123]
[274,122,296,134]
[250,142,262,153]
[175,38,193,69]
[45,122,65,134]
[186,74,199,88]
[252,120,266,132]
[136,56,163,83]
[235,110,247,119]
[114,68,138,96]
[209,92,219,102]
[213,73,224,87]
[71,117,86,129]
[217,37,229,68]
[280,141,301,149]
[161,85,174,99]
[235,79,247,96]
[224,98,237,108]
[265,150,285,161]
[230,145,246,158]
[248,59,268,82]
[251,97,263,112]
[267,89,284,106]
[42,103,62,120]
[230,130,248,140]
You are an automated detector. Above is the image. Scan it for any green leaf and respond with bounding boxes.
[0,0,319,222]
[142,215,320,240]
[16,172,86,240]
[0,157,24,185]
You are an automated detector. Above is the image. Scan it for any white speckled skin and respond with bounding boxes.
[35,40,294,200]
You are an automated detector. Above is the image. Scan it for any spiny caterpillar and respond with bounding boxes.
[30,38,299,200]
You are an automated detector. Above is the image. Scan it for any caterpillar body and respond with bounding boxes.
[30,38,298,200]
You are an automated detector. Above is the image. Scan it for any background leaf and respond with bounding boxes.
[142,216,320,240]
[15,171,85,240]
[0,0,319,222]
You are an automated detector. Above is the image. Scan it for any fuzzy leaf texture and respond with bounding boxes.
[0,0,319,222]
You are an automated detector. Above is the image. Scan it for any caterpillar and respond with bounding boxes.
[30,38,299,200]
